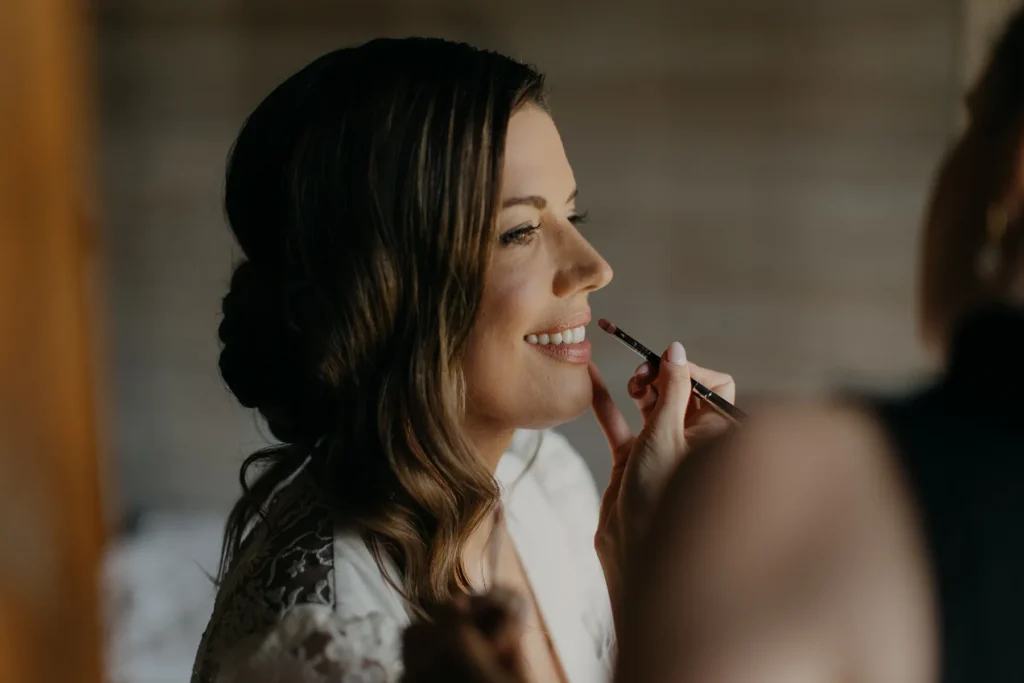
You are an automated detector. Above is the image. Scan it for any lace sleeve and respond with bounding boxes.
[192,474,340,683]
[216,604,403,683]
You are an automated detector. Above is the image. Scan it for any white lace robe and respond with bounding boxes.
[191,429,616,683]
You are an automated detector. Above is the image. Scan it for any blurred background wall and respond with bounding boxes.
[97,0,966,516]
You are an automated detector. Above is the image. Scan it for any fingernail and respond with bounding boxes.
[667,341,687,366]
[635,362,650,377]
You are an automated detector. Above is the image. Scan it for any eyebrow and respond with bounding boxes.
[501,188,578,210]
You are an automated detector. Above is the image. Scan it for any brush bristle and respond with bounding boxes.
[598,318,615,333]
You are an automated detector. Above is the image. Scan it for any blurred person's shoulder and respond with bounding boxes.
[651,396,920,575]
[638,399,935,680]
[673,397,899,500]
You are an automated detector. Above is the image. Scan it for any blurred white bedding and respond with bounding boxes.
[104,510,225,683]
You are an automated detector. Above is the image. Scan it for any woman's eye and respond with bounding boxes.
[499,224,540,246]
[568,210,589,227]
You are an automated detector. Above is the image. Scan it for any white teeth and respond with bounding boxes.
[525,325,587,345]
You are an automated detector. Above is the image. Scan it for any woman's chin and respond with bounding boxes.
[517,385,593,431]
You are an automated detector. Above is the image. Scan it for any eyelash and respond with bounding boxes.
[499,211,590,246]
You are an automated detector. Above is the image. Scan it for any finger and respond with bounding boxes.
[627,362,657,413]
[589,363,633,454]
[687,363,736,403]
[648,342,693,437]
[638,387,658,416]
[626,362,659,421]
[628,378,658,416]
[626,362,654,398]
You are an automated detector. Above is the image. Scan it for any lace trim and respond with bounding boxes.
[192,474,337,683]
[216,604,402,683]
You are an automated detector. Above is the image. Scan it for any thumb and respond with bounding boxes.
[649,342,692,442]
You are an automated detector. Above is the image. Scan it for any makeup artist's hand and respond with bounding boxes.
[589,343,735,622]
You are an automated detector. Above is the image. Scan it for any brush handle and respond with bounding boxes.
[644,355,746,422]
[690,378,747,421]
[609,328,745,423]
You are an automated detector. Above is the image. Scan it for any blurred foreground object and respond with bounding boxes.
[0,0,105,682]
[402,590,528,683]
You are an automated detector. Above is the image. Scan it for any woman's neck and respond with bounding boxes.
[461,502,503,591]
[458,421,515,588]
[463,421,516,474]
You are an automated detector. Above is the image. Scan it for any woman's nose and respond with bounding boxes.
[553,231,613,297]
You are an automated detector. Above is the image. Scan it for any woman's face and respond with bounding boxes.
[461,104,613,438]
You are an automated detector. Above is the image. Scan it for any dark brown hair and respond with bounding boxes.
[920,7,1024,348]
[216,37,545,615]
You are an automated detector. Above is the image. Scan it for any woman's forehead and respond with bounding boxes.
[500,105,574,200]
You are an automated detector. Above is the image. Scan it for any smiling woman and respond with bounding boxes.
[191,37,621,683]
[462,105,611,443]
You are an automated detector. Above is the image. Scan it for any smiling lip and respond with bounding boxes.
[524,310,592,365]
[530,339,592,364]
[527,311,592,337]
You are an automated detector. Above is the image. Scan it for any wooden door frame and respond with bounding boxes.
[0,0,105,681]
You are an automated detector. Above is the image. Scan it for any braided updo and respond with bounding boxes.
[218,260,335,444]
[215,37,546,616]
